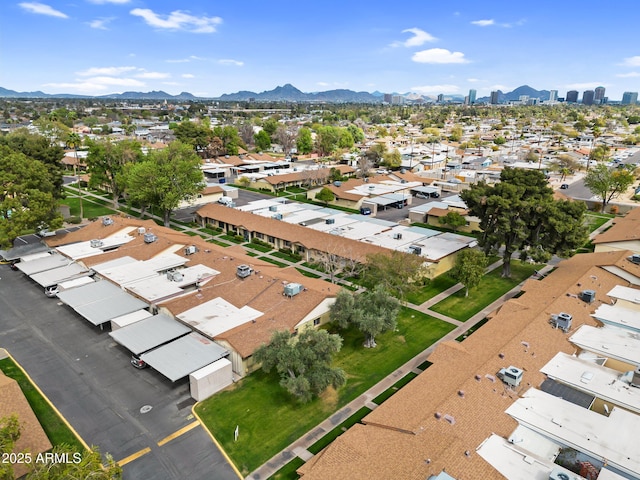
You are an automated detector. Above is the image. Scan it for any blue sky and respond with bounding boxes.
[2,0,640,100]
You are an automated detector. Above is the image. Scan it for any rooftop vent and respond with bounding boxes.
[184,245,198,256]
[137,227,146,235]
[325,218,335,224]
[89,239,104,248]
[284,283,304,297]
[497,366,523,388]
[333,181,342,187]
[144,233,158,244]
[580,290,596,304]
[549,468,575,480]
[550,312,572,333]
[102,217,114,226]
[268,205,278,212]
[236,264,253,279]
[393,232,403,240]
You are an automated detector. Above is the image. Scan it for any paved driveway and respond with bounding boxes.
[0,265,238,480]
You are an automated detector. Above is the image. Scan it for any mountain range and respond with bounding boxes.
[0,84,552,103]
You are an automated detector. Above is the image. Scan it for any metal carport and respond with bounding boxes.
[30,263,91,288]
[57,280,148,326]
[141,332,229,382]
[16,253,72,275]
[109,314,191,355]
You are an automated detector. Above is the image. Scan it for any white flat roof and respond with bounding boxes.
[506,388,640,479]
[110,309,153,329]
[592,304,640,331]
[125,264,219,303]
[17,253,71,275]
[94,253,187,286]
[408,232,475,261]
[56,235,134,260]
[570,325,640,367]
[177,297,262,338]
[30,263,90,287]
[601,266,640,286]
[606,285,640,304]
[540,352,640,414]
[109,313,191,355]
[140,332,228,382]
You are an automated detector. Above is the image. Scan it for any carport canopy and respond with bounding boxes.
[412,186,439,194]
[30,263,90,287]
[141,332,229,382]
[17,253,71,275]
[57,280,148,326]
[109,313,191,355]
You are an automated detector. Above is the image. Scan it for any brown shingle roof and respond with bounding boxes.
[592,207,640,244]
[298,250,640,480]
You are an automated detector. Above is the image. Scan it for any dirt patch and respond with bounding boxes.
[320,386,339,408]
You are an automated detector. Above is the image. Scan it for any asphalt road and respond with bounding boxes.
[0,264,239,480]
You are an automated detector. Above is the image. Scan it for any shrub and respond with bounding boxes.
[67,216,82,224]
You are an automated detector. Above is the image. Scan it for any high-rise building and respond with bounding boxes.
[464,95,470,105]
[548,90,558,103]
[622,91,638,105]
[594,86,606,104]
[468,89,477,104]
[437,93,444,103]
[582,90,595,105]
[566,90,579,103]
[490,91,499,105]
[383,93,392,104]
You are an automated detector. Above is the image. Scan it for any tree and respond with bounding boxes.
[27,445,121,479]
[172,121,211,153]
[274,124,297,155]
[450,249,487,297]
[364,250,428,301]
[254,329,346,403]
[330,285,400,348]
[254,130,272,152]
[439,211,467,232]
[584,164,635,212]
[296,127,313,154]
[346,124,365,144]
[461,168,587,277]
[0,146,62,248]
[382,149,402,169]
[123,141,205,226]
[85,139,143,208]
[315,187,335,206]
[0,415,20,479]
[365,143,386,166]
[315,126,341,156]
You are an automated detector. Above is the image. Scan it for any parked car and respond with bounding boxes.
[415,192,428,199]
[560,184,569,190]
[429,191,440,198]
[131,354,148,369]
[44,285,58,297]
[360,207,372,215]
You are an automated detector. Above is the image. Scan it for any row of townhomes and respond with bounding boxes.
[297,210,640,480]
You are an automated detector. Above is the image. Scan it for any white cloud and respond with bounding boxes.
[410,84,460,95]
[76,66,137,76]
[391,28,437,48]
[317,82,329,87]
[412,48,469,64]
[467,78,479,83]
[130,8,222,33]
[471,19,494,27]
[166,55,205,63]
[87,0,130,4]
[135,71,170,79]
[19,2,68,18]
[218,59,243,66]
[182,74,195,79]
[82,76,145,87]
[617,72,640,78]
[620,56,640,67]
[88,17,114,30]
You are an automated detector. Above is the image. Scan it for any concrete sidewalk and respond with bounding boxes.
[245,262,554,479]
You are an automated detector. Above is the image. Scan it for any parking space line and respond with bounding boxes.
[157,420,200,447]
[117,447,151,467]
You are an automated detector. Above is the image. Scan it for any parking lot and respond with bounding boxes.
[0,264,238,480]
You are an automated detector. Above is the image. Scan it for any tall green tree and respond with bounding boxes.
[27,445,121,479]
[86,139,143,208]
[296,127,313,154]
[461,168,587,277]
[315,187,335,206]
[254,329,346,403]
[172,121,211,153]
[254,130,272,152]
[382,149,402,169]
[584,164,635,212]
[123,141,204,226]
[0,146,62,248]
[330,285,400,348]
[450,249,488,297]
[315,126,341,156]
[364,250,428,301]
[0,415,20,479]
[439,211,467,232]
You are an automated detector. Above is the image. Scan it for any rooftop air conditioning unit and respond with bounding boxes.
[102,217,114,226]
[393,233,403,240]
[334,181,342,187]
[90,239,104,248]
[284,283,304,297]
[137,227,146,235]
[409,245,422,255]
[144,233,158,244]
[236,264,253,279]
[550,312,572,332]
[630,254,640,265]
[167,271,183,282]
[184,245,197,255]
[497,366,523,388]
[580,290,596,303]
[269,205,278,212]
[325,218,335,224]
[620,367,640,388]
[272,213,283,220]
[549,467,575,480]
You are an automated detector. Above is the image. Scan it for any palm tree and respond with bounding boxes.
[67,132,84,220]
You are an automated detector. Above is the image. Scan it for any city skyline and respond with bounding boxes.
[2,0,640,101]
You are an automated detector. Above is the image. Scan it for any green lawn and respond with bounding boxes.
[195,307,454,475]
[583,212,614,233]
[245,242,273,253]
[220,234,245,244]
[295,268,321,279]
[429,262,541,321]
[268,457,305,480]
[306,406,372,454]
[0,358,84,450]
[406,274,459,305]
[60,197,115,219]
[257,256,288,267]
[271,251,301,263]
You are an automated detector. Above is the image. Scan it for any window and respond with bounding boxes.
[283,240,291,248]
[255,233,264,240]
[313,318,320,326]
[268,236,275,243]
